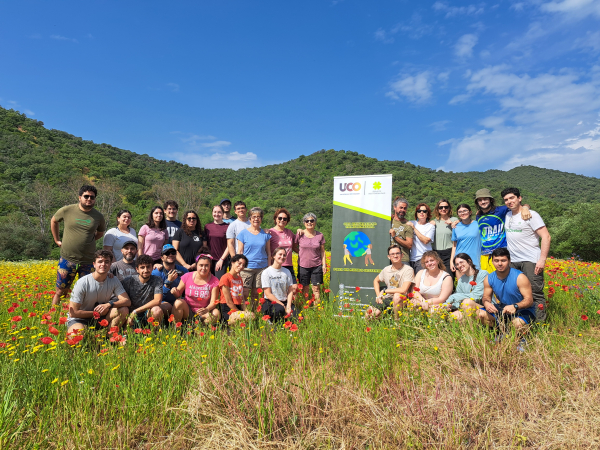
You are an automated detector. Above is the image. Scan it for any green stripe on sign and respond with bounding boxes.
[333,201,390,220]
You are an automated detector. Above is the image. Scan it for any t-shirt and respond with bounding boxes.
[222,217,235,224]
[218,272,244,305]
[138,225,168,260]
[53,204,106,264]
[477,205,510,256]
[261,266,294,302]
[165,219,182,244]
[445,269,489,308]
[172,229,205,265]
[110,260,137,281]
[432,217,458,251]
[121,275,163,310]
[180,272,220,312]
[390,218,414,263]
[268,228,296,266]
[237,229,271,269]
[226,219,250,253]
[298,232,325,268]
[152,264,188,294]
[409,221,435,262]
[378,264,415,297]
[452,221,482,269]
[204,222,229,260]
[68,273,125,314]
[506,210,545,263]
[103,227,137,261]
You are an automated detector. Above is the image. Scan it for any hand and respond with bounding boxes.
[167,269,179,282]
[450,262,456,273]
[106,272,114,279]
[55,240,62,247]
[94,303,111,316]
[322,264,328,274]
[421,301,429,311]
[153,263,163,271]
[503,305,517,315]
[170,287,179,296]
[444,219,453,225]
[535,259,545,275]
[389,228,395,236]
[406,221,415,229]
[521,205,531,221]
[196,308,208,316]
[451,220,459,229]
[285,305,292,315]
[215,259,223,272]
[484,302,498,314]
[296,228,305,237]
[376,294,383,304]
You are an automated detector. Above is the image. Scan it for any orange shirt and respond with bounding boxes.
[218,272,244,305]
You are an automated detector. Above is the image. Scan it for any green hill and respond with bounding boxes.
[1,105,599,260]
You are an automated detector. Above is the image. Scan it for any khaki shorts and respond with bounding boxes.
[241,267,265,290]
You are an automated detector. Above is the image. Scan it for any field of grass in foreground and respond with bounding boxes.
[1,257,600,449]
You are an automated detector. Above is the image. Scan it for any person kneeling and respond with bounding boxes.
[171,250,221,325]
[369,245,414,320]
[260,247,296,322]
[122,255,164,327]
[411,251,453,313]
[443,253,488,321]
[219,254,255,324]
[477,248,535,339]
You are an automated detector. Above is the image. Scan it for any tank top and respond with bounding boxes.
[419,271,450,300]
[487,268,534,314]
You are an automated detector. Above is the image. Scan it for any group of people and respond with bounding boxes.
[377,188,550,345]
[52,184,551,344]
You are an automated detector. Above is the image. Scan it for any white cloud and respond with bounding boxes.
[429,120,451,131]
[432,1,485,18]
[167,82,180,92]
[23,109,35,116]
[201,140,231,149]
[386,71,433,104]
[374,28,394,44]
[171,150,260,170]
[375,14,434,43]
[439,65,600,175]
[454,34,478,58]
[541,0,600,18]
[50,35,78,43]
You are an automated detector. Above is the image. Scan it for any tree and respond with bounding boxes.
[549,203,600,261]
[19,180,56,238]
[95,180,123,228]
[152,180,206,213]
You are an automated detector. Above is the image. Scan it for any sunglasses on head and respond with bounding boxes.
[305,219,315,223]
[277,216,289,221]
[417,210,428,213]
[82,195,95,200]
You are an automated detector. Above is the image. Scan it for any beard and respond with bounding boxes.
[123,253,135,263]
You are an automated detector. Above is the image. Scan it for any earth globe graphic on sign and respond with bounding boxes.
[343,231,371,257]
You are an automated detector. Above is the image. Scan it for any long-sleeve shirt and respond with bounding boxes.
[445,270,489,309]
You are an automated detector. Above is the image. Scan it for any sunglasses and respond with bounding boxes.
[304,219,315,223]
[277,216,289,222]
[438,206,449,210]
[82,195,96,200]
[186,217,197,221]
[389,252,401,257]
[417,210,428,213]
[164,251,177,256]
[458,210,470,215]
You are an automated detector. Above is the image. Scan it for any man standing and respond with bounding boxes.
[220,199,235,224]
[389,197,414,264]
[370,245,414,320]
[164,200,182,244]
[502,187,551,321]
[477,248,535,340]
[226,201,251,257]
[67,250,131,335]
[51,185,106,305]
[474,188,530,273]
[110,240,138,281]
[122,255,165,327]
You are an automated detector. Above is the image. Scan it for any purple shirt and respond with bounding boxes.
[298,232,325,268]
[268,228,296,267]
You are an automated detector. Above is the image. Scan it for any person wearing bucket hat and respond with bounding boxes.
[474,188,530,273]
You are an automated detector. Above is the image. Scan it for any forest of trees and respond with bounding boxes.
[1,105,599,261]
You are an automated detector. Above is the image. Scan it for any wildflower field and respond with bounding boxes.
[1,256,600,449]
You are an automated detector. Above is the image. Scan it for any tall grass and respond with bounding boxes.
[0,257,599,449]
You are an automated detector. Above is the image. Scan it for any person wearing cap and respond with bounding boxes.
[103,209,138,262]
[110,240,139,281]
[474,188,530,273]
[164,200,182,245]
[220,199,235,224]
[152,244,188,312]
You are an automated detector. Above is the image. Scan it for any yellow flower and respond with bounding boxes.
[112,364,120,371]
[88,369,93,375]
[61,380,69,386]
[145,337,152,343]
[434,347,438,351]
[51,378,58,384]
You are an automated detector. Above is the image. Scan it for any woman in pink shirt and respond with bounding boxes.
[297,212,327,302]
[138,206,168,264]
[171,249,220,325]
[268,208,297,284]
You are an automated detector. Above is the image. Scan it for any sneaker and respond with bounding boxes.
[517,338,527,353]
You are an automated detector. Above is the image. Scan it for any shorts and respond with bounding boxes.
[298,265,323,286]
[283,265,297,284]
[66,313,108,329]
[480,305,536,325]
[241,267,265,290]
[56,257,94,290]
[219,302,242,322]
[162,291,178,305]
[130,310,152,327]
[480,255,496,273]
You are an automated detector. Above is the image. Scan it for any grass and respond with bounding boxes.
[0,256,599,449]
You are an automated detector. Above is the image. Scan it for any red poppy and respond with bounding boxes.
[93,311,101,319]
[109,326,118,334]
[28,312,36,317]
[239,322,246,328]
[469,281,477,286]
[228,309,238,315]
[59,317,67,325]
[99,319,109,327]
[413,287,420,292]
[73,335,83,343]
[211,326,217,331]
[0,343,6,348]
[100,348,109,354]
[290,324,298,332]
[262,315,271,321]
[259,298,265,304]
[40,337,54,345]
[366,327,372,332]
[298,316,304,321]
[355,287,361,292]
[284,312,292,319]
[538,304,544,310]
[200,332,205,337]
[176,322,182,328]
[271,300,278,305]
[11,316,22,322]
[66,338,77,346]
[257,288,263,294]
[582,315,589,321]
[134,328,142,334]
[284,321,292,329]
[142,329,151,335]
[597,310,600,315]
[7,307,15,313]
[407,293,414,299]
[344,303,350,308]
[168,314,175,323]
[324,289,331,293]
[48,326,59,336]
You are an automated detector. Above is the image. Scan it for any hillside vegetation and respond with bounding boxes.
[1,105,599,260]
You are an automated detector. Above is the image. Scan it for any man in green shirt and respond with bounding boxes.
[389,197,414,263]
[51,185,106,305]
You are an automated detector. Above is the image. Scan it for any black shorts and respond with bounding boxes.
[219,303,242,322]
[283,265,297,284]
[298,265,323,286]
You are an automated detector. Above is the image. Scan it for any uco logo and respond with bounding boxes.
[340,182,361,192]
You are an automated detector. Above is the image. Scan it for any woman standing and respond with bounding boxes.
[173,210,206,272]
[268,208,297,283]
[171,251,221,325]
[411,251,453,312]
[261,247,296,322]
[450,204,481,272]
[204,205,230,279]
[443,253,489,321]
[297,213,327,302]
[237,207,272,307]
[430,199,458,280]
[407,203,435,273]
[138,206,168,264]
[103,209,137,261]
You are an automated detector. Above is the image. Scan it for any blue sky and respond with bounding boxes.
[1,0,600,175]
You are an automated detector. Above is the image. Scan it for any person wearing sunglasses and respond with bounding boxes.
[297,212,327,303]
[406,203,435,272]
[51,185,106,306]
[204,205,230,279]
[138,206,169,264]
[430,199,458,281]
[152,244,188,313]
[268,208,298,284]
[172,210,207,272]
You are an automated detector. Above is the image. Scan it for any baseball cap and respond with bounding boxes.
[161,244,176,255]
[220,198,231,205]
[475,188,493,200]
[122,240,138,249]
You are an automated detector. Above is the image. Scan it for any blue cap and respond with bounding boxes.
[161,244,176,255]
[220,198,231,205]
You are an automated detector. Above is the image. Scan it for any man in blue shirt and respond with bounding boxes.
[151,244,188,317]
